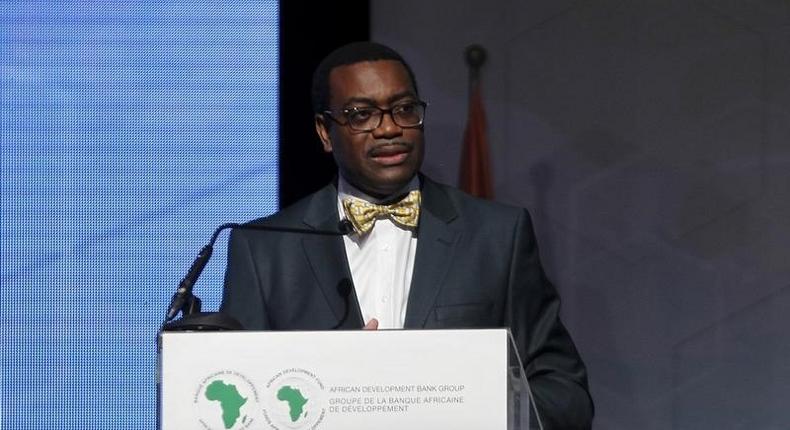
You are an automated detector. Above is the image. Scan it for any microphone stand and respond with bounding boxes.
[161,221,353,332]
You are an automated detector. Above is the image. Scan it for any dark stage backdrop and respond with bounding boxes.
[278,1,370,207]
[373,0,790,428]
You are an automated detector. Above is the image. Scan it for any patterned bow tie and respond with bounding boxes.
[342,190,421,235]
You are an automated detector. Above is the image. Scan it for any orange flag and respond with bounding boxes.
[459,83,493,198]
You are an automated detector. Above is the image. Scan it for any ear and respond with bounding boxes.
[314,114,333,153]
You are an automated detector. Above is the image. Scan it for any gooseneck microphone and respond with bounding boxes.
[163,219,354,328]
[331,278,354,329]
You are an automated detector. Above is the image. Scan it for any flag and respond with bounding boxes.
[459,83,493,198]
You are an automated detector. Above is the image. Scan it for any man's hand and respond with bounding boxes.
[363,318,379,330]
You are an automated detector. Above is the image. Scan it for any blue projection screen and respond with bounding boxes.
[1,2,279,428]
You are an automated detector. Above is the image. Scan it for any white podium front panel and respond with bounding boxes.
[159,329,507,430]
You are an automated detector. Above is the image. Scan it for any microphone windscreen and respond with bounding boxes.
[336,278,352,298]
[337,219,355,235]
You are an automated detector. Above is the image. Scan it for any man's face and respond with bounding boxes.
[315,60,424,198]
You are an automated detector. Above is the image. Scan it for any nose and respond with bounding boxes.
[371,111,402,138]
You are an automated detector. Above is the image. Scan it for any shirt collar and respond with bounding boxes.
[337,174,420,205]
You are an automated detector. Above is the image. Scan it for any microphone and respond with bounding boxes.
[164,220,353,324]
[337,219,354,235]
[331,278,354,330]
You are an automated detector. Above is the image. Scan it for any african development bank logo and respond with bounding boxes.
[263,368,327,429]
[194,370,259,430]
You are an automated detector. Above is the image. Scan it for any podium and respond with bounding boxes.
[158,329,543,429]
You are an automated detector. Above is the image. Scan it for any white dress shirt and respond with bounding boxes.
[337,175,420,329]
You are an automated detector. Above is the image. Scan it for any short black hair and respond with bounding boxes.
[311,41,419,114]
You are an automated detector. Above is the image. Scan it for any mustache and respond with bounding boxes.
[368,141,413,156]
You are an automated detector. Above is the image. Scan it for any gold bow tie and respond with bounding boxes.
[342,190,421,235]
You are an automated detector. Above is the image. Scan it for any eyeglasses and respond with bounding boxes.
[323,100,427,132]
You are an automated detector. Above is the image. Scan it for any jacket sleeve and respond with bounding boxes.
[219,229,271,330]
[506,209,594,430]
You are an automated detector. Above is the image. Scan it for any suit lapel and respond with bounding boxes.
[404,177,460,328]
[301,183,364,329]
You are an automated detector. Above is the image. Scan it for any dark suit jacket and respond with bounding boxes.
[220,176,593,429]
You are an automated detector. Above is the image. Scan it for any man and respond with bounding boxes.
[221,42,593,429]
